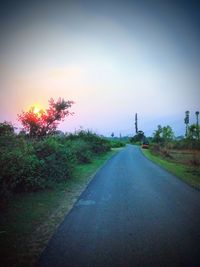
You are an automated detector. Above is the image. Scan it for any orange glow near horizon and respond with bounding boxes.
[31,104,45,117]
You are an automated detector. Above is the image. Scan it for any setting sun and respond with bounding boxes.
[32,104,44,116]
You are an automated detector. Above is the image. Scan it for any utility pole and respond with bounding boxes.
[135,113,138,134]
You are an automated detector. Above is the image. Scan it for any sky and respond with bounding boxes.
[0,0,199,137]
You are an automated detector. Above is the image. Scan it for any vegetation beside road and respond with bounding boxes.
[0,127,124,198]
[0,143,121,267]
[1,103,199,266]
[0,116,125,267]
[131,111,200,189]
[142,145,200,189]
[0,96,126,267]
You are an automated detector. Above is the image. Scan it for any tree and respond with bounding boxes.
[153,125,174,143]
[162,125,174,141]
[130,130,144,143]
[137,130,144,141]
[0,121,15,136]
[153,125,163,143]
[187,124,200,140]
[18,98,74,137]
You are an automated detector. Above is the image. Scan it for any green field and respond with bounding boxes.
[0,148,120,267]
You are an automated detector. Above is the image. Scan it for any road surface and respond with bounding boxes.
[37,145,200,267]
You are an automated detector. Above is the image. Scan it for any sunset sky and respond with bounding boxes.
[0,0,199,137]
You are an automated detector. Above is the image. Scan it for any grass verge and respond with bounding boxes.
[142,149,200,189]
[0,148,121,267]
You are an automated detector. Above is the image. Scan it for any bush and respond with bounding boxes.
[65,130,111,154]
[34,137,75,184]
[0,136,43,196]
[0,121,14,136]
[0,129,112,198]
[15,154,44,192]
[0,135,76,197]
[110,140,125,148]
[69,139,93,163]
[89,137,111,154]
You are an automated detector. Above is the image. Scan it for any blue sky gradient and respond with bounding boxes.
[0,0,199,136]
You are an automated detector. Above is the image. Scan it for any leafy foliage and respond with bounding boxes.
[18,98,74,137]
[70,139,93,163]
[0,121,15,136]
[34,137,75,185]
[110,140,126,148]
[153,125,174,143]
[0,135,43,195]
[130,130,145,144]
[187,124,200,140]
[0,126,111,198]
[66,130,111,154]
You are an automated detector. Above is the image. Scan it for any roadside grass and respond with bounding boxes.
[0,148,121,267]
[169,149,200,165]
[142,148,200,189]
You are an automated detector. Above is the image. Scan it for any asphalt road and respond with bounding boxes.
[36,145,200,267]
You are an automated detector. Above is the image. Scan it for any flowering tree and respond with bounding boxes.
[18,98,74,137]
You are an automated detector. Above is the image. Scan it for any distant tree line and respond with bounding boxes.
[130,110,200,149]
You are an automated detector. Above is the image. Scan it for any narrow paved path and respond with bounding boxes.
[37,145,200,267]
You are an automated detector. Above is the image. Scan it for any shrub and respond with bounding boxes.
[65,130,111,154]
[0,121,14,136]
[110,140,125,148]
[34,137,75,184]
[15,154,44,192]
[0,129,112,198]
[0,135,76,197]
[89,137,111,154]
[69,139,93,163]
[0,136,43,196]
